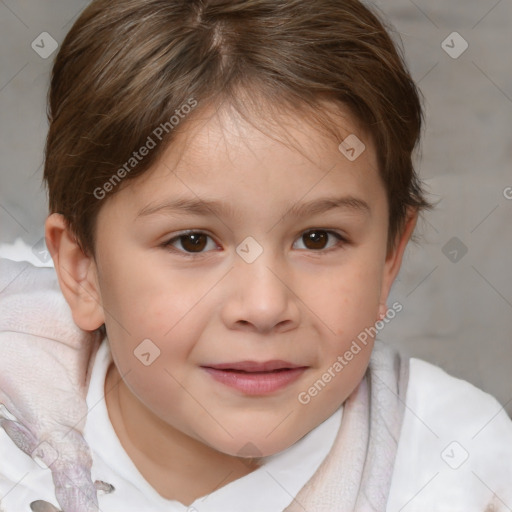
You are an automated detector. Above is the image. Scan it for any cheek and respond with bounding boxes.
[304,256,383,338]
[301,255,383,404]
[98,255,175,331]
[98,258,207,370]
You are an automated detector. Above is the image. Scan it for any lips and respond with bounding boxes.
[202,360,303,372]
[201,360,308,395]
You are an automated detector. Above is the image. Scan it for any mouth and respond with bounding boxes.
[200,360,308,395]
[204,360,304,372]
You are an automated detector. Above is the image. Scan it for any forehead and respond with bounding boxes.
[171,99,374,167]
[115,99,386,221]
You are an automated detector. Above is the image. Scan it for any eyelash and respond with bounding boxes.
[160,229,349,258]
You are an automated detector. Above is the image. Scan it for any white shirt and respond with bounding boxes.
[387,357,512,511]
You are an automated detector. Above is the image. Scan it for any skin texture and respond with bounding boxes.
[46,102,417,506]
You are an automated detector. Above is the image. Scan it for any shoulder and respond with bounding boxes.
[387,356,512,511]
[406,357,510,427]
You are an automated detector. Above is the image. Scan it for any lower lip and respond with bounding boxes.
[202,367,307,395]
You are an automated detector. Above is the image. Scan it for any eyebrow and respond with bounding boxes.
[136,195,371,220]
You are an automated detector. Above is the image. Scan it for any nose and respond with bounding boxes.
[220,246,300,334]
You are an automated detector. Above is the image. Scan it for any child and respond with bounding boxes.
[1,0,512,511]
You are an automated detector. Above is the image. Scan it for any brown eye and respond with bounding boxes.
[179,233,208,252]
[303,230,328,250]
[163,231,216,256]
[294,229,346,252]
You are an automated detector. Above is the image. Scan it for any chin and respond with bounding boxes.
[202,427,303,460]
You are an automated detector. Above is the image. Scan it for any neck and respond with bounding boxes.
[104,362,260,505]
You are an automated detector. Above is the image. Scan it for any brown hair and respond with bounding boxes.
[43,0,432,256]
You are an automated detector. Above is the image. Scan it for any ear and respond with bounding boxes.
[45,213,105,331]
[377,207,418,319]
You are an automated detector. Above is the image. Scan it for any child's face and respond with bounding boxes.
[88,102,410,458]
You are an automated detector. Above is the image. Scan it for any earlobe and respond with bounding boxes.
[45,213,105,331]
[377,208,418,314]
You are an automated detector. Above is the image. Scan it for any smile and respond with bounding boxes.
[200,360,308,395]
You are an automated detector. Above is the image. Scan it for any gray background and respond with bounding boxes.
[0,1,511,413]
